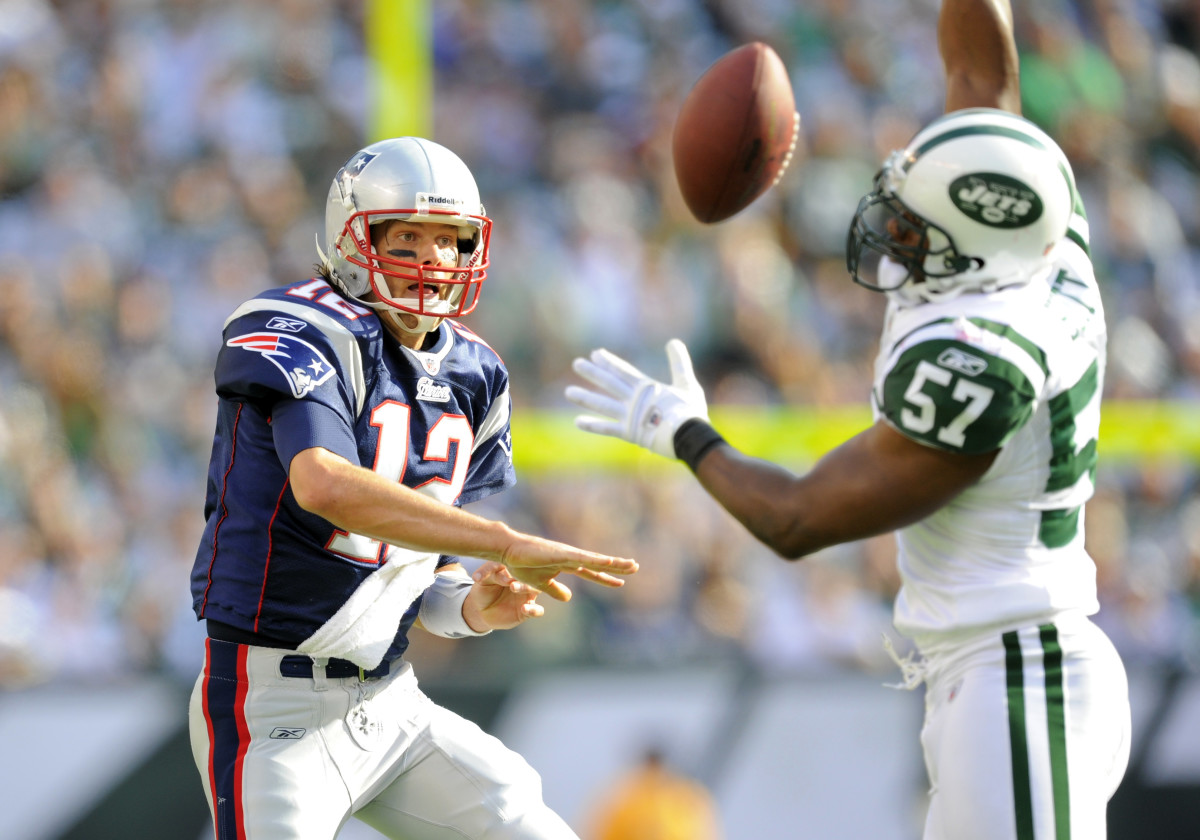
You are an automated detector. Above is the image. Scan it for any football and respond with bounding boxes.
[672,42,800,224]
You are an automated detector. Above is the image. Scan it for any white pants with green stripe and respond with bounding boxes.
[918,615,1129,840]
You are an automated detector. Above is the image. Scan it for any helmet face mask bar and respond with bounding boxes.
[319,137,494,333]
[335,205,492,321]
[844,108,1077,304]
[847,173,979,293]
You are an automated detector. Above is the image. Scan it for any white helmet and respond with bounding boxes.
[317,137,493,333]
[846,108,1077,302]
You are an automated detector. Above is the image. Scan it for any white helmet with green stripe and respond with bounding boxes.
[847,108,1079,303]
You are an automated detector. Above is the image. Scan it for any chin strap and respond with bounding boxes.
[315,233,449,337]
[314,233,330,269]
[385,309,444,335]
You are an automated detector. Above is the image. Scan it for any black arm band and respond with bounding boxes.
[674,419,727,472]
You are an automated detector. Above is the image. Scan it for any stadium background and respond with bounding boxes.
[1,0,1198,837]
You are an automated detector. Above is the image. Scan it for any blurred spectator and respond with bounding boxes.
[0,0,1196,688]
[582,744,723,840]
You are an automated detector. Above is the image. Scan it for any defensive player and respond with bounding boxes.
[188,136,636,840]
[566,1,1130,838]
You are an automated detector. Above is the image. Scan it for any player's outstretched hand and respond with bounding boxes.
[463,561,545,632]
[565,338,708,460]
[497,532,638,602]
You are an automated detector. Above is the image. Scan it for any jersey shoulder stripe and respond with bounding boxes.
[224,297,368,417]
[473,386,511,451]
[1065,210,1089,257]
[884,315,1050,394]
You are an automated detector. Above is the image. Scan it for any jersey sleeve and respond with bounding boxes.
[216,307,361,459]
[271,398,359,469]
[875,338,1037,454]
[459,364,516,505]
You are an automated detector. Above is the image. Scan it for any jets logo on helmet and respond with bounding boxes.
[847,108,1078,303]
[950,173,1043,228]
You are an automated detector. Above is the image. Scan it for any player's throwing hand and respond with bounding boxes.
[496,532,638,602]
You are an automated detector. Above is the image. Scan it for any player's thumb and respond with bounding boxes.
[665,338,701,392]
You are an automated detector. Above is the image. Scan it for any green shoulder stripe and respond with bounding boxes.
[888,317,1048,384]
[881,339,1036,454]
[965,318,1050,378]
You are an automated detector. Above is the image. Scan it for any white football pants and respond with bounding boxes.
[918,615,1130,840]
[189,638,576,840]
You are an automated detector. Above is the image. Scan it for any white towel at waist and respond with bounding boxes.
[298,546,438,669]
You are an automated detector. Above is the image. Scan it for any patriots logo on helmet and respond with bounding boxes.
[227,332,337,399]
[344,150,377,178]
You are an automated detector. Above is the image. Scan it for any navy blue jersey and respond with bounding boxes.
[191,278,515,662]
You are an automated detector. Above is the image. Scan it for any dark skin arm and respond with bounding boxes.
[690,420,997,559]
[940,0,1022,114]
[685,0,1015,559]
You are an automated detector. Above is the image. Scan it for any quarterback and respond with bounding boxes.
[566,1,1130,838]
[188,136,636,839]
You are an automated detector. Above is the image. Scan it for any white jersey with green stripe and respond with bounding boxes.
[871,232,1104,651]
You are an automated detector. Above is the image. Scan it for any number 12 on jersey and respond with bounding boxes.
[327,401,474,564]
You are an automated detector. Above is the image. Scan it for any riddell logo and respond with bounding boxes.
[417,192,465,211]
[949,173,1043,228]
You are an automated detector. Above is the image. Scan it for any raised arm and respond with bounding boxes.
[939,0,1022,114]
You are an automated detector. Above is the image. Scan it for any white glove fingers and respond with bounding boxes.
[665,338,701,390]
[590,348,651,389]
[574,415,625,439]
[564,385,626,419]
[572,356,634,398]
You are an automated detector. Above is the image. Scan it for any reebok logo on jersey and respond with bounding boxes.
[937,347,988,376]
[265,316,308,333]
[950,173,1043,228]
[416,376,451,403]
[269,727,307,740]
[227,332,337,399]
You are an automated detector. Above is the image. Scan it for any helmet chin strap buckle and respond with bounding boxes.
[943,255,985,273]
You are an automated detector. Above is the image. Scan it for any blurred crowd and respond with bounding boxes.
[0,0,1198,690]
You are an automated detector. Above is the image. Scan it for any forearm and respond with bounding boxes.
[688,422,996,558]
[690,445,894,559]
[939,0,1021,113]
[291,447,514,561]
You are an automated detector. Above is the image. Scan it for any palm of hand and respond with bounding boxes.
[467,561,546,630]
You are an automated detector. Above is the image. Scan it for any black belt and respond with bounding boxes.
[278,655,393,681]
[206,620,393,681]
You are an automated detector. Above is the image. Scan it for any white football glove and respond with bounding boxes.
[565,339,709,460]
